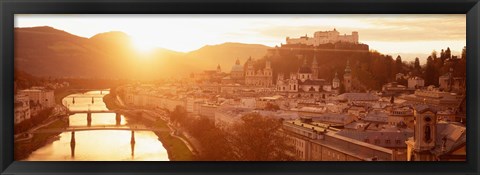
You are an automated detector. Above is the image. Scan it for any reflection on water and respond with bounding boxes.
[25,90,169,161]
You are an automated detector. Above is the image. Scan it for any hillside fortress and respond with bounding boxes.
[286,28,359,46]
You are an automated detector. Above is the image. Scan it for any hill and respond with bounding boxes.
[14,26,271,79]
[186,42,271,70]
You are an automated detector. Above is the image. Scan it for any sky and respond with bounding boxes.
[15,14,466,62]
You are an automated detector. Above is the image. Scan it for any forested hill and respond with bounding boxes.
[254,43,466,91]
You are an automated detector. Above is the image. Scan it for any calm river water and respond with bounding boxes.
[25,90,169,161]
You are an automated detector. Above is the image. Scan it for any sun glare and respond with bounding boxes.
[132,37,158,53]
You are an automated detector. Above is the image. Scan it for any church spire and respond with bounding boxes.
[312,49,318,66]
[217,64,221,73]
[345,60,351,74]
[235,58,240,65]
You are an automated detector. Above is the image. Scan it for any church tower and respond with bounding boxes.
[245,57,255,76]
[343,60,352,92]
[332,72,340,89]
[265,60,272,76]
[216,64,222,74]
[264,60,273,86]
[408,105,437,161]
[311,49,319,80]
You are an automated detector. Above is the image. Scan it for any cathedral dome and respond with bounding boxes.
[231,59,244,72]
[298,58,312,74]
[231,64,244,72]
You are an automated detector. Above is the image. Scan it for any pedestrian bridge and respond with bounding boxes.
[31,124,169,133]
[68,109,119,115]
[66,94,106,98]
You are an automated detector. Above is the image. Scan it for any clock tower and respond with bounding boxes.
[407,105,437,161]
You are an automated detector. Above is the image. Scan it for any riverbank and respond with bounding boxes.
[152,117,194,160]
[54,88,80,106]
[103,93,123,110]
[14,88,76,160]
[14,119,68,160]
[103,93,194,161]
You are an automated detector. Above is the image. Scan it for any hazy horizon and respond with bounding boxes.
[15,14,465,62]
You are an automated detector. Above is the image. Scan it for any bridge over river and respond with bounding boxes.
[31,124,169,134]
[30,123,169,159]
[24,89,170,161]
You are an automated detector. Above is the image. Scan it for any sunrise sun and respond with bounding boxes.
[132,37,158,53]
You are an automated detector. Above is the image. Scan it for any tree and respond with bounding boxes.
[414,57,422,70]
[445,47,452,60]
[395,55,403,74]
[230,113,297,161]
[431,50,438,60]
[456,46,467,78]
[390,95,394,104]
[189,118,235,161]
[424,56,436,86]
[169,105,187,124]
[440,49,446,61]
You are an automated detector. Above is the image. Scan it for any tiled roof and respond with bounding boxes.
[413,104,438,113]
[431,122,466,156]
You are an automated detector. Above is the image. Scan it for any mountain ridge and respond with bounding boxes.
[14,26,271,79]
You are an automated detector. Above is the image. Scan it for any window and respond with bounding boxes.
[385,140,391,144]
[396,140,401,145]
[424,124,432,143]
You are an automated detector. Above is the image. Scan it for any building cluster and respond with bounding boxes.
[14,86,55,124]
[119,64,466,161]
[276,56,338,94]
[117,29,466,162]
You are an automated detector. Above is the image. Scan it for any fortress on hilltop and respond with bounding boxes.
[286,28,359,46]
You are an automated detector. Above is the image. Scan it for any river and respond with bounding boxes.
[25,90,169,161]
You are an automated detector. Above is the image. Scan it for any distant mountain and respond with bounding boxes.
[14,26,271,79]
[186,42,271,70]
[15,26,104,78]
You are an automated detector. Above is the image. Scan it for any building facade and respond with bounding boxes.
[244,57,273,87]
[14,94,31,124]
[408,76,425,89]
[276,58,330,93]
[18,87,55,109]
[283,118,399,161]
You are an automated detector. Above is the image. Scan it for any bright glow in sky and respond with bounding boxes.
[15,14,465,61]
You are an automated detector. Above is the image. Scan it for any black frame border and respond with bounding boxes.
[1,0,479,174]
